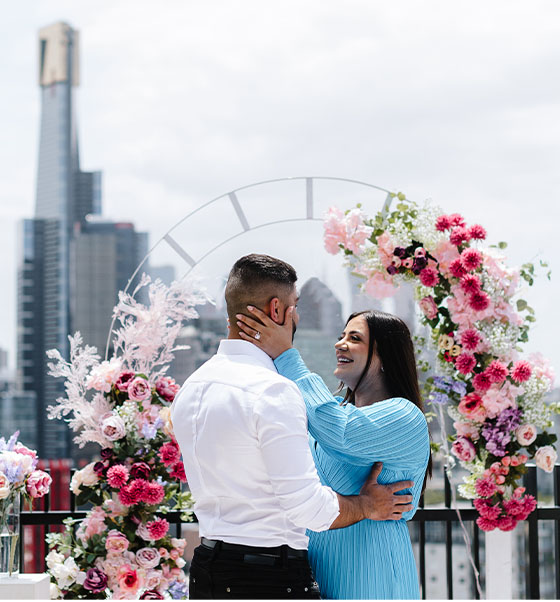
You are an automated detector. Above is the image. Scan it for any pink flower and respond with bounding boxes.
[473,371,492,393]
[469,291,490,312]
[460,328,481,351]
[451,437,476,462]
[473,498,501,520]
[497,516,518,531]
[454,421,480,441]
[520,495,537,519]
[376,232,396,268]
[130,462,151,480]
[468,224,487,240]
[449,213,466,227]
[170,462,187,482]
[144,482,165,505]
[106,529,130,554]
[503,498,525,517]
[460,248,482,271]
[449,257,467,279]
[435,215,452,231]
[14,443,38,461]
[475,476,497,498]
[476,517,498,531]
[460,274,481,295]
[159,442,181,467]
[344,209,373,254]
[364,272,397,299]
[115,371,136,391]
[155,377,180,403]
[118,483,139,506]
[402,258,413,268]
[87,357,123,393]
[449,226,470,246]
[136,547,161,569]
[323,207,346,254]
[26,470,52,498]
[455,353,477,375]
[433,240,460,275]
[419,296,438,320]
[515,424,537,447]
[107,465,130,488]
[486,360,509,383]
[535,446,557,473]
[482,386,516,419]
[147,518,169,541]
[419,267,439,287]
[101,413,127,442]
[458,393,486,422]
[511,361,532,383]
[128,377,152,402]
[117,564,143,595]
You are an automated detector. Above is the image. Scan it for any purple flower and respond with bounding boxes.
[450,380,467,396]
[168,581,189,600]
[393,246,407,258]
[481,408,522,457]
[413,256,427,271]
[387,265,398,275]
[83,568,108,593]
[100,448,113,460]
[433,376,451,391]
[429,392,450,405]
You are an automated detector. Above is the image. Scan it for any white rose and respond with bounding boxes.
[70,463,99,495]
[50,582,63,599]
[51,557,80,589]
[516,424,537,447]
[171,538,186,549]
[175,557,186,568]
[100,414,127,442]
[0,471,11,499]
[46,550,65,570]
[87,357,123,392]
[70,471,83,496]
[535,445,557,473]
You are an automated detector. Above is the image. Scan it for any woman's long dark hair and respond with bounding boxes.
[339,309,433,492]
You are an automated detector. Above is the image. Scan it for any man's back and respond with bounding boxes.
[171,339,339,549]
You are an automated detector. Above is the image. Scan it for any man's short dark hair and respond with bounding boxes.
[225,254,297,320]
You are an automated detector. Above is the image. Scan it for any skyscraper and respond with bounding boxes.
[16,22,146,459]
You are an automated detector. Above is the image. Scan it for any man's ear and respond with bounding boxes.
[269,297,282,324]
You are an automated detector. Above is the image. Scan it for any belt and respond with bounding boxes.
[200,537,307,559]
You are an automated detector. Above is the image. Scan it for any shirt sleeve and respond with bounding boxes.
[275,349,429,469]
[252,379,340,532]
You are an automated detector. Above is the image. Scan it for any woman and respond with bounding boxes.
[237,307,431,600]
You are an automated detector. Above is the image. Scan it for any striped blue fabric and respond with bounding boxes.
[275,349,430,600]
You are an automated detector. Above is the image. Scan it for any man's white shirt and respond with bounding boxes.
[171,339,340,549]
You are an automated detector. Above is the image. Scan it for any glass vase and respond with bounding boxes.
[0,492,20,578]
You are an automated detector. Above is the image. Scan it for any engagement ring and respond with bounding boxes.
[254,332,261,340]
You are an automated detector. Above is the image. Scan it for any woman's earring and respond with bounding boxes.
[380,366,384,372]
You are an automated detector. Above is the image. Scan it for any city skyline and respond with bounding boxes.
[1,3,559,382]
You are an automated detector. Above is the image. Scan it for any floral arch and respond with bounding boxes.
[323,193,556,531]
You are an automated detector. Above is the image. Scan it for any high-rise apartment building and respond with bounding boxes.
[16,22,146,458]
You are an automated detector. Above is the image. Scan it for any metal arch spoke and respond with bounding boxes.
[306,178,313,219]
[163,234,197,267]
[228,192,250,231]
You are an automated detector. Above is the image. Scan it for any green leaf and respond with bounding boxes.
[516,299,527,311]
[498,241,508,249]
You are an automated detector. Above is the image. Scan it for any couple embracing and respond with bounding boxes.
[171,254,431,600]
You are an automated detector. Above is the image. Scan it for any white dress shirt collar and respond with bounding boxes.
[217,339,276,372]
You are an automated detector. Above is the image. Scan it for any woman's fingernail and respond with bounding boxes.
[235,314,242,319]
[247,305,254,310]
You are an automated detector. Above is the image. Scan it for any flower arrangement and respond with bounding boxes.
[45,275,209,598]
[0,432,52,575]
[324,194,555,531]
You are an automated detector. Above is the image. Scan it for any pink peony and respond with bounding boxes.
[455,353,477,375]
[155,377,180,403]
[106,530,130,554]
[449,226,470,246]
[460,274,481,295]
[26,470,52,498]
[515,424,537,447]
[475,476,497,498]
[419,296,438,320]
[115,371,135,391]
[469,291,490,312]
[511,361,532,383]
[535,446,557,473]
[460,248,482,271]
[87,357,123,393]
[107,465,130,488]
[376,232,396,268]
[473,371,492,393]
[449,257,467,279]
[159,442,181,467]
[433,240,460,275]
[14,443,38,462]
[128,377,152,402]
[170,461,187,482]
[460,328,481,351]
[454,421,480,441]
[476,516,498,532]
[486,360,509,383]
[147,518,169,541]
[482,386,515,419]
[435,215,452,231]
[419,267,439,287]
[468,224,487,240]
[136,547,161,570]
[78,506,107,543]
[451,437,476,462]
[449,213,466,227]
[364,272,397,299]
[458,393,486,422]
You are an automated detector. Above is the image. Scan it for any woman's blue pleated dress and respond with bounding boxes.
[275,349,430,600]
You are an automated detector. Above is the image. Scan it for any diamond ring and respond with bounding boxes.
[254,332,261,341]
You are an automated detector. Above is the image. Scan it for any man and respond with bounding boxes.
[172,254,414,599]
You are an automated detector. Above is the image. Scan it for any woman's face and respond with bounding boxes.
[334,315,375,389]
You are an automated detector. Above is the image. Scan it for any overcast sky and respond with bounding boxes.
[1,0,559,378]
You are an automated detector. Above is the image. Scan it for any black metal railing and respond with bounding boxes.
[16,464,560,599]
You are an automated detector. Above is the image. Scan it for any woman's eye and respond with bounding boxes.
[351,335,360,341]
